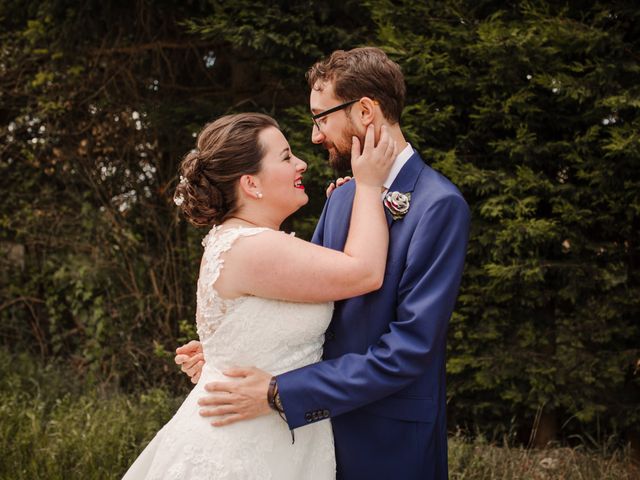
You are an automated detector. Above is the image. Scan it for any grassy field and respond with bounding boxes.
[448,435,636,480]
[0,351,636,479]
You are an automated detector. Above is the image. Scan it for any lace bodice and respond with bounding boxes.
[195,225,271,341]
[195,225,334,374]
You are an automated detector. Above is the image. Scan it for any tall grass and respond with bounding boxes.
[0,350,183,479]
[449,434,637,479]
[0,349,636,479]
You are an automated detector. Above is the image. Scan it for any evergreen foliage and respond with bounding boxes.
[1,0,638,446]
[368,0,640,442]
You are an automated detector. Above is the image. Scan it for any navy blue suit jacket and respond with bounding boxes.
[277,151,470,479]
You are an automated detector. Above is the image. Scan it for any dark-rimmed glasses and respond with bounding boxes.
[311,99,358,130]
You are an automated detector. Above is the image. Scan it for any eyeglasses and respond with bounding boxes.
[311,99,358,130]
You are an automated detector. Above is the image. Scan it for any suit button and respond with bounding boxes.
[322,409,330,418]
[305,413,312,423]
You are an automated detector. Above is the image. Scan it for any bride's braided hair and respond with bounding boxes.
[174,113,279,226]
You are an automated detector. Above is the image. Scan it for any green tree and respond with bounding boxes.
[1,0,238,388]
[366,0,640,444]
[0,0,369,389]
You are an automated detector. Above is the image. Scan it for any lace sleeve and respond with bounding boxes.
[195,226,272,340]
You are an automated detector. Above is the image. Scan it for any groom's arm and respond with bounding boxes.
[276,194,470,429]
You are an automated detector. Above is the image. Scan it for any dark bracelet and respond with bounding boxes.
[267,377,278,411]
[267,377,295,444]
[274,386,285,413]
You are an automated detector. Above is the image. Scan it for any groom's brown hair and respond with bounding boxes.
[306,47,406,124]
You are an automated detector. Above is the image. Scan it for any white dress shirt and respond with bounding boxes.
[382,143,414,194]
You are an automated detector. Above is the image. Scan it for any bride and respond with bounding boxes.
[122,112,396,479]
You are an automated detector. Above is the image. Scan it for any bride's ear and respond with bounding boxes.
[238,174,262,200]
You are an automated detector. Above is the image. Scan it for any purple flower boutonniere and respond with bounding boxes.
[384,191,411,220]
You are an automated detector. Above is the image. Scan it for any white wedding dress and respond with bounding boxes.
[123,226,336,480]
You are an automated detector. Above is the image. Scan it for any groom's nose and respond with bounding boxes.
[311,124,325,144]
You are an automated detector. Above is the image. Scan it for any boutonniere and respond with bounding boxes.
[384,191,411,220]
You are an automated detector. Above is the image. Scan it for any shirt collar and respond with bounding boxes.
[383,143,414,190]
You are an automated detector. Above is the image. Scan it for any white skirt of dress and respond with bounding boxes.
[122,364,336,480]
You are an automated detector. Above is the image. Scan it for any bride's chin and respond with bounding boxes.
[288,197,309,216]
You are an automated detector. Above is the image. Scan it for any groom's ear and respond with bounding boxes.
[357,97,379,128]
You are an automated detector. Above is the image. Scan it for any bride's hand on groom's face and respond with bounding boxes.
[198,366,272,427]
[175,340,205,384]
[350,124,396,189]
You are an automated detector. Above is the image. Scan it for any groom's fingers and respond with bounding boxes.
[175,353,204,380]
[184,360,204,377]
[175,339,201,355]
[212,414,245,427]
[326,182,335,198]
[176,352,203,367]
[174,354,188,365]
[205,381,229,394]
[222,367,252,378]
[336,176,351,187]
[199,404,237,417]
[204,380,241,394]
[198,392,240,407]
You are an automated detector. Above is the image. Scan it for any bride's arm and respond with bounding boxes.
[221,125,396,303]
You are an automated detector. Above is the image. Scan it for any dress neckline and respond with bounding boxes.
[214,223,274,234]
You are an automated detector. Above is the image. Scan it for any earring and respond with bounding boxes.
[256,192,263,199]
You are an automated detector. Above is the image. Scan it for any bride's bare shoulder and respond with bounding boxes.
[222,228,299,261]
[212,228,301,298]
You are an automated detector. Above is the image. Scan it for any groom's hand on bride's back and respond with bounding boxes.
[198,366,272,427]
[174,340,205,384]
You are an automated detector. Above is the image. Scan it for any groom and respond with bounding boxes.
[176,47,470,479]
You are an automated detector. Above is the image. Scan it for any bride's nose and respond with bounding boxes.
[295,157,307,173]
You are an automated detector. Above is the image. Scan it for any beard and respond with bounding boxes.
[327,145,351,172]
[324,122,362,173]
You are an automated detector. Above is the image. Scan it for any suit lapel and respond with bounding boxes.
[384,151,425,226]
[326,151,426,244]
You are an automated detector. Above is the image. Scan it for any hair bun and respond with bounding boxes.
[173,113,279,227]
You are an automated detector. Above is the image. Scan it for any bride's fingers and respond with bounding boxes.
[362,124,375,155]
[350,135,361,160]
[376,125,390,154]
[384,139,397,162]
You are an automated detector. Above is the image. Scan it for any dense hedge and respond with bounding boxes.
[1,0,638,445]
